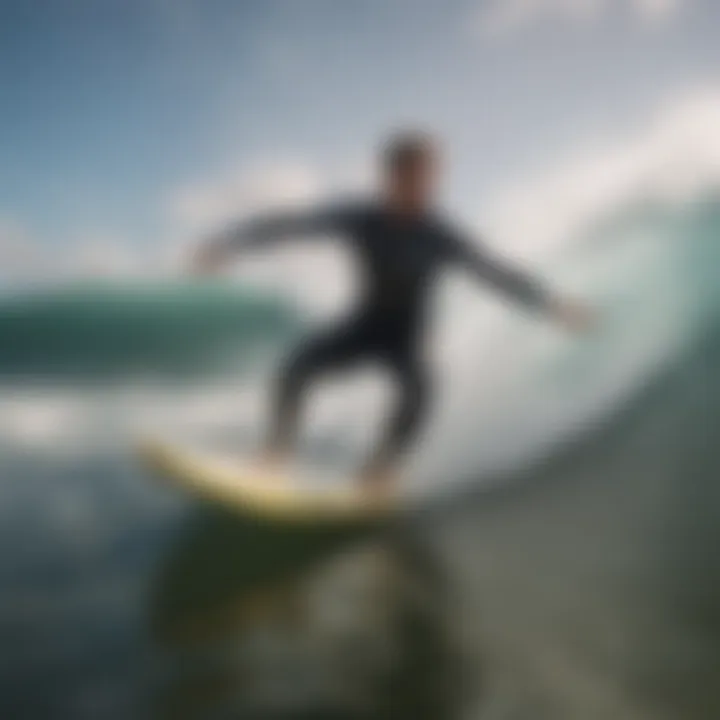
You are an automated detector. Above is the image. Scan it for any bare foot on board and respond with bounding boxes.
[357,465,401,508]
[252,449,290,484]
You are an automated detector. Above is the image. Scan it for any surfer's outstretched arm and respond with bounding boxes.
[192,205,350,273]
[446,230,594,332]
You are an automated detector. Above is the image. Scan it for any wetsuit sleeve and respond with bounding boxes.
[212,204,354,253]
[444,226,551,311]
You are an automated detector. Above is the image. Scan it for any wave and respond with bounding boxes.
[0,281,300,380]
[2,194,720,490]
[398,191,720,481]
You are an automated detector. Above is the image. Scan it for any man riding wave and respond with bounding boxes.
[194,132,593,499]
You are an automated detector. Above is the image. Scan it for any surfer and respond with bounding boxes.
[194,131,593,497]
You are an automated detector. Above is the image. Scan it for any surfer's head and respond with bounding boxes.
[382,130,440,215]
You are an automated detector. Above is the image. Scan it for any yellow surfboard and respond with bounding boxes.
[139,439,397,526]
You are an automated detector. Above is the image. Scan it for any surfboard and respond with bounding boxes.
[139,438,398,527]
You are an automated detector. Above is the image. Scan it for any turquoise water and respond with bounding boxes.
[0,281,299,379]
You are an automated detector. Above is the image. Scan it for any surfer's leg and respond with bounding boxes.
[361,349,432,493]
[264,320,369,459]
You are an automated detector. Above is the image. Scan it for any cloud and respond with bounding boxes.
[631,0,681,24]
[482,86,720,254]
[70,235,155,280]
[3,157,352,288]
[168,160,325,238]
[0,218,156,285]
[475,0,683,37]
[479,0,602,36]
[0,218,41,280]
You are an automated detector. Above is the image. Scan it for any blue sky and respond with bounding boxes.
[1,0,719,273]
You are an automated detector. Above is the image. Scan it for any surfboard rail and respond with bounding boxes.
[139,438,397,526]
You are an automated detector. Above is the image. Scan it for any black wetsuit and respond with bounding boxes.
[223,200,549,470]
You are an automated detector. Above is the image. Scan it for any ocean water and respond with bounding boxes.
[2,195,720,719]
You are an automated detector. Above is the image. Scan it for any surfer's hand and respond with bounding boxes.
[550,298,596,334]
[190,241,228,276]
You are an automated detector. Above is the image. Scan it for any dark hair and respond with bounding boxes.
[382,130,436,174]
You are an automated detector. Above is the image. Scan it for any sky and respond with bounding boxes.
[1,0,719,279]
